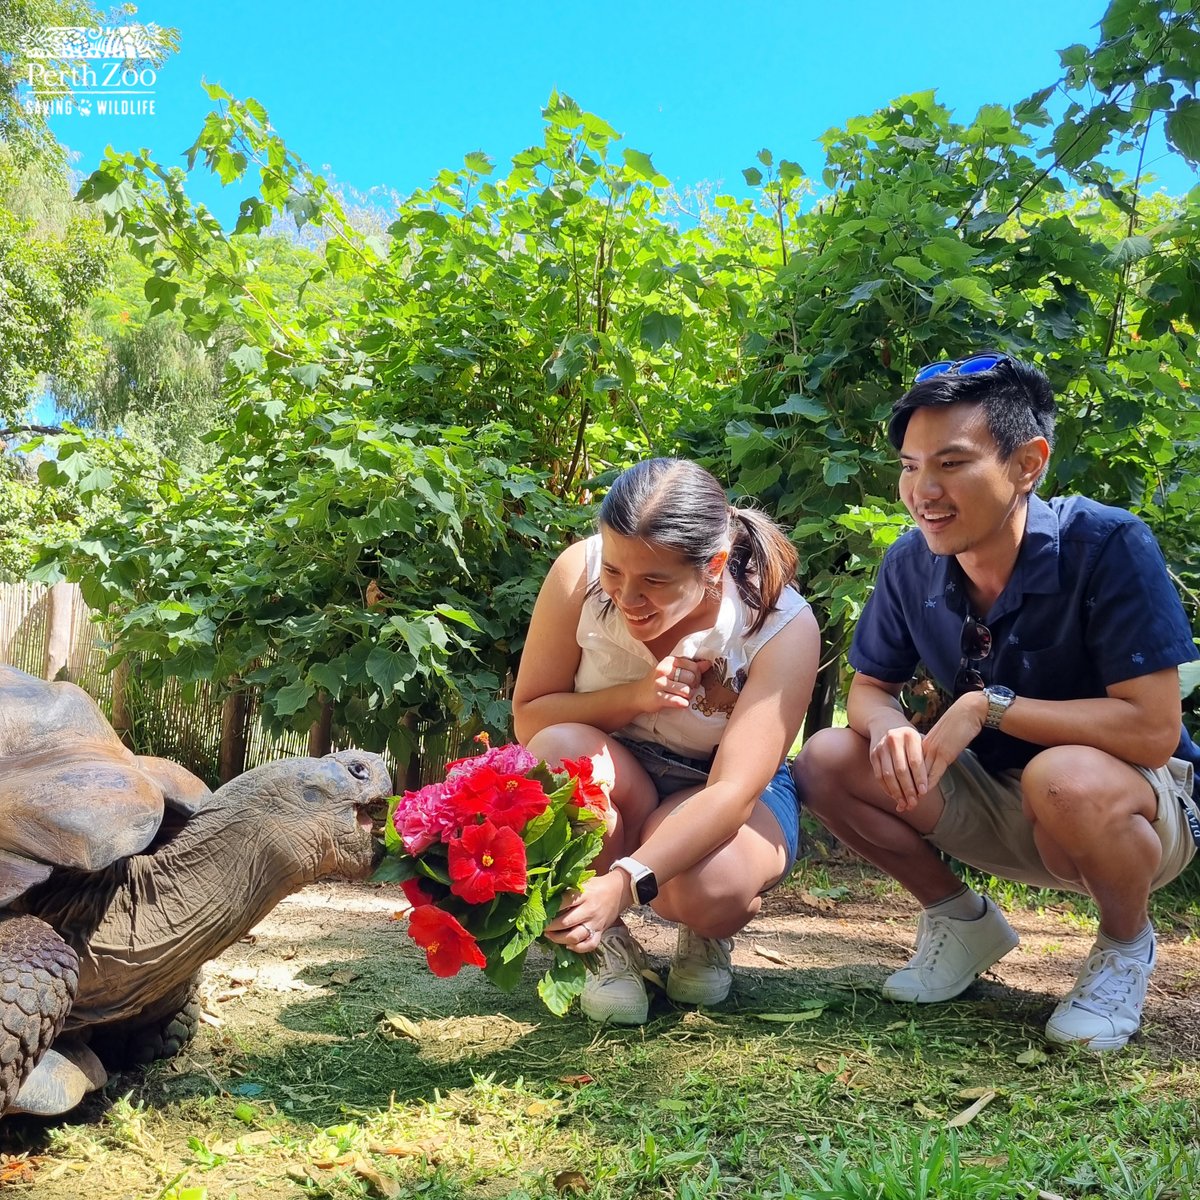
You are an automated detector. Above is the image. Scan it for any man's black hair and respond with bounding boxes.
[887,354,1057,463]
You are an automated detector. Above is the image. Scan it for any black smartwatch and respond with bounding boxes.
[612,856,658,905]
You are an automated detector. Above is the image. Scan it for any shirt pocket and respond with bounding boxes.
[1004,643,1101,701]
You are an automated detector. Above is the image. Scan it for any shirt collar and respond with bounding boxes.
[933,494,1062,615]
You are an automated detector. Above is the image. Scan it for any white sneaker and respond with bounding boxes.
[1045,941,1155,1051]
[666,927,734,1006]
[580,925,649,1024]
[882,897,1019,1003]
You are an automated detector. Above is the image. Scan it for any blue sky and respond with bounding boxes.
[43,0,1195,226]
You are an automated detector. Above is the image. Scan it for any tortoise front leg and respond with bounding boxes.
[0,914,79,1117]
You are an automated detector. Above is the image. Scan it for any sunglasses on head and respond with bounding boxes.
[953,613,992,697]
[914,352,1011,385]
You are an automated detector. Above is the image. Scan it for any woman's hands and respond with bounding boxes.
[544,870,630,951]
[637,655,710,714]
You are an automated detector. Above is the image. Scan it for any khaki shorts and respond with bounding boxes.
[929,750,1199,893]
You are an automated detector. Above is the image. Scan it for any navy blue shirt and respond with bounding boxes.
[849,494,1200,793]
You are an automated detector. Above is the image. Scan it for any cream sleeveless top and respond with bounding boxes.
[573,534,810,758]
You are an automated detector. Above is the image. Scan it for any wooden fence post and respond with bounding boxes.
[42,581,73,680]
[218,688,249,783]
[391,712,423,793]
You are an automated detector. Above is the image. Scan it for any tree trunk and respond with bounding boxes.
[218,689,249,784]
[803,618,845,741]
[307,698,333,757]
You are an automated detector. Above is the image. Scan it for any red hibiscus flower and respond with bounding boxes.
[562,756,610,817]
[447,820,528,904]
[451,767,550,831]
[407,904,487,977]
[401,877,434,909]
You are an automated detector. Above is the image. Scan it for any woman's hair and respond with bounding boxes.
[597,458,797,634]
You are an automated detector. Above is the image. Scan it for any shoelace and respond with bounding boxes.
[679,931,731,968]
[910,913,950,966]
[1068,949,1150,1016]
[596,933,641,980]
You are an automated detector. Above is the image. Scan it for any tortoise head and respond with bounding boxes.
[210,750,392,882]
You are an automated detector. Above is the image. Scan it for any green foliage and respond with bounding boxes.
[30,0,1200,746]
[718,10,1200,720]
[35,419,566,756]
[0,145,112,426]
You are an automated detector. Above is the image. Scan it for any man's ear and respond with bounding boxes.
[1014,437,1050,492]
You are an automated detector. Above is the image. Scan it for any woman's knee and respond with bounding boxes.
[524,723,606,764]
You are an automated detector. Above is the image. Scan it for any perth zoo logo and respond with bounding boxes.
[21,25,164,119]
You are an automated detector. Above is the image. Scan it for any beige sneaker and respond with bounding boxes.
[666,927,734,1005]
[580,925,649,1024]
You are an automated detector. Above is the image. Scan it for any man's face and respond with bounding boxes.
[898,402,1031,561]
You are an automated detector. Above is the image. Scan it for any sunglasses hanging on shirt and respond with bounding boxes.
[953,613,993,697]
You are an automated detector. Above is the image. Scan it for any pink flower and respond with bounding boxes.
[392,781,460,854]
[446,742,537,784]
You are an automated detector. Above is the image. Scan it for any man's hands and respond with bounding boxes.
[637,656,711,714]
[869,691,988,811]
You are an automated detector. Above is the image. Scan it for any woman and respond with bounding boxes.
[513,458,820,1023]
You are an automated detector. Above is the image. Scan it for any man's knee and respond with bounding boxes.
[1021,746,1144,827]
[792,726,870,815]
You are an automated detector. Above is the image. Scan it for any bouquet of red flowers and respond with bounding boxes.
[375,737,611,1015]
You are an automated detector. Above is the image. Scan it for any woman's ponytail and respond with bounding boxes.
[728,507,798,634]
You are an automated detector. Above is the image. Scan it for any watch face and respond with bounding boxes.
[635,873,658,905]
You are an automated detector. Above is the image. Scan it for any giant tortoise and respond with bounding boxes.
[0,665,391,1118]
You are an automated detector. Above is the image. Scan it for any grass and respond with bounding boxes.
[3,861,1199,1199]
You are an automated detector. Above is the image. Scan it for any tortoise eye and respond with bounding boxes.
[347,760,371,781]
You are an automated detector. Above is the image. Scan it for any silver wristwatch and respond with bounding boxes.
[983,685,1015,730]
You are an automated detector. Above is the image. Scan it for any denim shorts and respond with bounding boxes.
[612,736,802,879]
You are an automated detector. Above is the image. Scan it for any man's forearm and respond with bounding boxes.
[987,692,1179,769]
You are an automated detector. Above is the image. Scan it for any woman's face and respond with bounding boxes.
[598,527,712,644]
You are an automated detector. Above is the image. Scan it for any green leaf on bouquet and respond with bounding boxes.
[383,799,403,853]
[501,884,549,963]
[484,943,529,992]
[475,893,526,940]
[370,855,417,884]
[526,810,571,865]
[418,857,451,885]
[522,803,557,846]
[553,828,606,881]
[538,949,588,1017]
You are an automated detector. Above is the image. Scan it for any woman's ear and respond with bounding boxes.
[708,550,729,577]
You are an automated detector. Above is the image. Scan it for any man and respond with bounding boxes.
[794,352,1200,1050]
